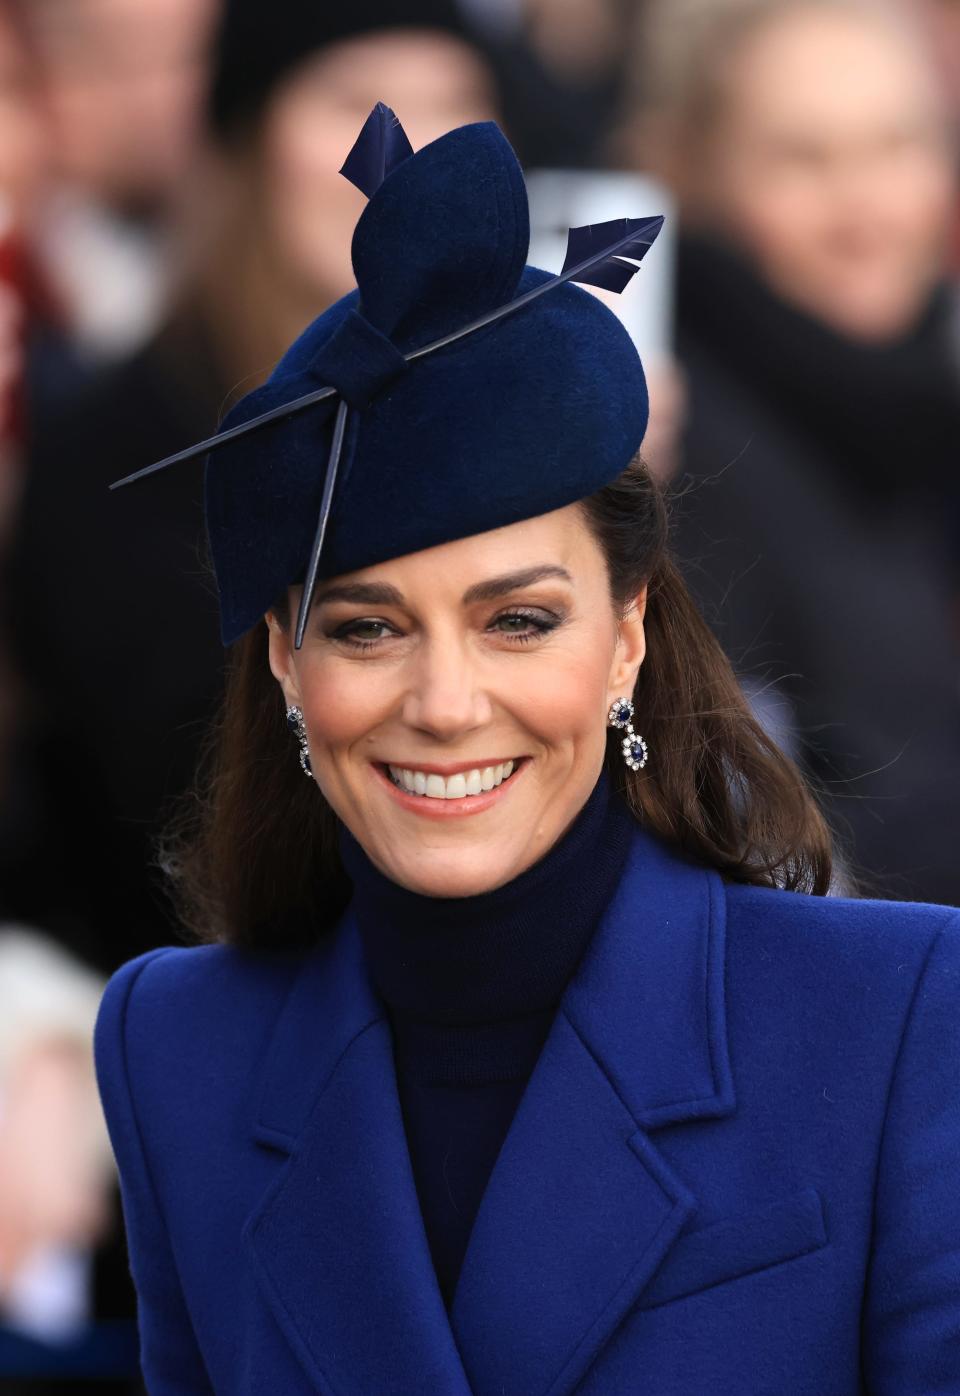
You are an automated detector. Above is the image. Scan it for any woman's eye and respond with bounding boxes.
[331,618,395,646]
[489,609,559,641]
[328,609,561,648]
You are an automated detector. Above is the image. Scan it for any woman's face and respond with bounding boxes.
[267,505,646,898]
[689,5,956,341]
[255,29,497,306]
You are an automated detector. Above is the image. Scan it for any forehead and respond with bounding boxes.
[322,503,601,597]
[725,7,940,138]
[305,29,488,89]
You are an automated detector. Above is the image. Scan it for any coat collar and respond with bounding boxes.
[245,827,734,1396]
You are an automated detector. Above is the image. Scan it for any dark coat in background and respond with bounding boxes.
[1,312,228,971]
[672,235,960,904]
[94,826,960,1394]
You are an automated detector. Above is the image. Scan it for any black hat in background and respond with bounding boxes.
[207,0,476,139]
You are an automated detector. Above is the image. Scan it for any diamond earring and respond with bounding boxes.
[285,705,314,778]
[607,697,648,772]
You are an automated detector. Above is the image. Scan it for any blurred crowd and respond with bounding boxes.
[0,0,956,1386]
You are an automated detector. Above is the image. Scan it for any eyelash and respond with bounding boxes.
[329,608,562,651]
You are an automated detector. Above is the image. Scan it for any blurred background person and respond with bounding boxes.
[619,0,960,901]
[199,2,496,399]
[19,0,219,369]
[0,928,136,1390]
[1,1,501,973]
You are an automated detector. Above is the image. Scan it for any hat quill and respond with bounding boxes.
[109,103,663,649]
[339,98,414,199]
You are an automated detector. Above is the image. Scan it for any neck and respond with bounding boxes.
[341,770,634,1031]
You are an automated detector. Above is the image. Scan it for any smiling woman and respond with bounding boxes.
[94,103,960,1396]
[164,464,830,937]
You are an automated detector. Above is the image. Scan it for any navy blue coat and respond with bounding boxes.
[94,829,960,1394]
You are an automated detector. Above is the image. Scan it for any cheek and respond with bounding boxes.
[297,659,390,757]
[887,152,955,250]
[0,101,45,197]
[295,630,615,769]
[261,106,366,291]
[509,636,616,755]
[721,159,825,264]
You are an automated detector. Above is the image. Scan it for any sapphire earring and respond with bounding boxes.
[608,697,648,772]
[285,705,314,778]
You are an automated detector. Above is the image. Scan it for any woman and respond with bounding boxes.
[94,108,960,1395]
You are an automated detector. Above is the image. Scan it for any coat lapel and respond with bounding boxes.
[243,919,474,1396]
[449,831,735,1396]
[243,828,734,1396]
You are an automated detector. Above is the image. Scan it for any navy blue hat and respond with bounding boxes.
[112,105,662,647]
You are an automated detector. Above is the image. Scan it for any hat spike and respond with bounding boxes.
[107,382,339,491]
[294,397,350,650]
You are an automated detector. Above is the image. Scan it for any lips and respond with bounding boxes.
[386,761,517,800]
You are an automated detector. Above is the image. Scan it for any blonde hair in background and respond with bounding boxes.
[0,927,106,1088]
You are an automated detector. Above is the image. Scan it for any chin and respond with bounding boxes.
[384,847,521,900]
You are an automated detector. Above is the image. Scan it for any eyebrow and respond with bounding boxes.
[314,564,573,610]
[314,581,405,607]
[461,564,573,604]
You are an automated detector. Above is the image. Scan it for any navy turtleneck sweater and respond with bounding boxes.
[340,771,633,1308]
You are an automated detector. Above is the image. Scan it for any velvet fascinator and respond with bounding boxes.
[112,105,662,647]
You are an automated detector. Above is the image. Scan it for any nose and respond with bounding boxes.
[401,634,492,740]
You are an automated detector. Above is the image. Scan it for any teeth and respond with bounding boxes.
[445,774,467,800]
[387,761,519,799]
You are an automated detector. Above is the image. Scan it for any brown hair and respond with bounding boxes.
[159,454,832,947]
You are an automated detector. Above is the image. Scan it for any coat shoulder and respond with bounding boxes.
[97,940,305,1037]
[94,941,312,1120]
[725,879,960,942]
[721,879,960,1002]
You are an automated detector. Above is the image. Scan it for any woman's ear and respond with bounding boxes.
[265,609,303,709]
[606,587,647,704]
